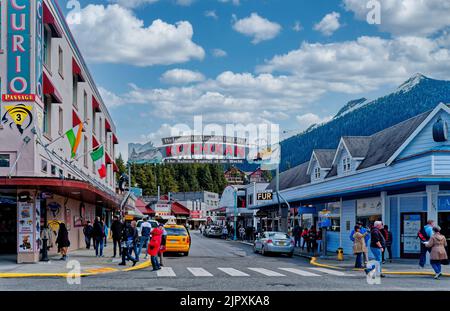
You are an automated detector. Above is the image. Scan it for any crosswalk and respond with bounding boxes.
[149,266,358,278]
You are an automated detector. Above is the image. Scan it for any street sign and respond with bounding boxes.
[257,192,273,201]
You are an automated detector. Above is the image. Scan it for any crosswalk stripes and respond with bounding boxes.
[218,267,250,276]
[309,267,347,276]
[187,267,214,277]
[157,267,176,277]
[278,268,320,277]
[247,268,286,277]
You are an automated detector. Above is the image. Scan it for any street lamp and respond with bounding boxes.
[233,187,237,241]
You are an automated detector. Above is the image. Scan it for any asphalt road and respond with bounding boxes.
[1,232,449,291]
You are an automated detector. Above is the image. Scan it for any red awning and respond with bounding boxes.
[72,110,82,127]
[135,199,155,216]
[113,162,119,172]
[105,152,113,164]
[171,202,190,216]
[72,58,86,82]
[105,119,112,132]
[43,72,62,103]
[92,96,101,113]
[43,2,62,38]
[92,135,100,148]
[112,133,119,145]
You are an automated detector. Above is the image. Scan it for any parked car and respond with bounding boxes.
[253,231,294,257]
[136,219,159,237]
[204,225,223,238]
[164,224,191,256]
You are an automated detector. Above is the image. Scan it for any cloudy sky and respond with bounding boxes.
[63,0,450,158]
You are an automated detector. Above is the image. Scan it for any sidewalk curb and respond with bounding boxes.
[309,257,450,277]
[0,259,151,278]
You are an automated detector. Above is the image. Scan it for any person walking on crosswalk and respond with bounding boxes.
[148,225,163,271]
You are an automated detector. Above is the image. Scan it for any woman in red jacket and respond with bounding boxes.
[148,226,163,271]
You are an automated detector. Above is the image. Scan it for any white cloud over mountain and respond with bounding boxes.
[69,4,204,66]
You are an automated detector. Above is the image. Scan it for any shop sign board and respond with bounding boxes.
[357,197,382,216]
[155,203,171,216]
[256,191,273,201]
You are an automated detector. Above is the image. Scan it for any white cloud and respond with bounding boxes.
[205,10,218,19]
[69,4,204,66]
[296,113,332,130]
[212,48,227,57]
[257,35,450,93]
[110,0,158,9]
[161,69,205,84]
[293,21,303,32]
[344,0,450,36]
[314,12,341,36]
[176,0,194,6]
[218,0,240,5]
[232,13,282,44]
[98,86,123,108]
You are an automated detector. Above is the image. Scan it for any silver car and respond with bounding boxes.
[253,231,295,257]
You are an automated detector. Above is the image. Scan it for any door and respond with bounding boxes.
[400,213,426,258]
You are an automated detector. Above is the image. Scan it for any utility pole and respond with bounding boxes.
[233,187,237,241]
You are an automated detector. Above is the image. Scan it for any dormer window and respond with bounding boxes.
[343,157,351,172]
[314,167,321,179]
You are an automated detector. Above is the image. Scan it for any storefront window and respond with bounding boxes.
[327,202,341,232]
[0,154,10,167]
[357,197,382,228]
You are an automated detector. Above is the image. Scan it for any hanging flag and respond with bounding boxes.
[66,122,83,159]
[91,146,106,179]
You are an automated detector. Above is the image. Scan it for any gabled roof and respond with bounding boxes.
[307,149,335,174]
[267,161,310,191]
[342,137,371,158]
[135,198,155,215]
[171,201,190,216]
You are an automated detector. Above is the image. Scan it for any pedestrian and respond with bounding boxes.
[83,221,93,249]
[137,217,152,260]
[350,221,370,265]
[118,222,138,266]
[316,228,323,254]
[110,216,123,258]
[292,224,300,247]
[239,226,245,241]
[148,225,163,271]
[130,220,139,260]
[222,226,228,240]
[159,224,167,266]
[365,221,385,278]
[352,226,368,268]
[418,219,435,268]
[104,222,109,247]
[308,226,317,254]
[92,216,105,257]
[381,225,393,263]
[424,226,448,279]
[56,223,70,260]
[301,228,309,250]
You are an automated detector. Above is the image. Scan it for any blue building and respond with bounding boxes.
[251,103,450,259]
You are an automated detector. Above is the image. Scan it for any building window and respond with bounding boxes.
[43,97,51,136]
[41,160,48,173]
[326,202,341,232]
[43,26,51,69]
[72,75,78,109]
[84,135,88,168]
[0,154,10,167]
[314,167,321,179]
[51,165,56,175]
[58,46,63,77]
[83,91,88,123]
[58,107,63,136]
[343,157,351,172]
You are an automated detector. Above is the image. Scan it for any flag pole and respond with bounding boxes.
[69,144,104,163]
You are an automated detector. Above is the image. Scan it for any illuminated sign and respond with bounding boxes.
[2,94,36,102]
[35,0,43,100]
[257,192,273,201]
[7,0,32,95]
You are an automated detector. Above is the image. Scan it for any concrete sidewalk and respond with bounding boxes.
[0,241,150,277]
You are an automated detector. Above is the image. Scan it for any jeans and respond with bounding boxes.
[121,247,137,264]
[113,238,121,257]
[419,244,430,267]
[294,236,301,247]
[95,238,104,257]
[151,255,160,270]
[382,245,392,261]
[431,262,442,275]
[317,240,322,253]
[301,238,308,250]
[137,236,149,259]
[369,247,382,274]
[84,236,91,249]
[355,253,363,268]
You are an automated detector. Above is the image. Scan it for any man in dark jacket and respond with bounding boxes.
[92,217,105,257]
[83,221,93,249]
[111,216,123,257]
[119,222,138,266]
[365,221,386,277]
[293,225,301,247]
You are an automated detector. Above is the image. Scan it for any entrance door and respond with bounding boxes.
[0,196,17,254]
[438,212,450,254]
[400,213,426,258]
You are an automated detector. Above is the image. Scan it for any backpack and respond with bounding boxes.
[142,225,151,237]
[417,227,429,242]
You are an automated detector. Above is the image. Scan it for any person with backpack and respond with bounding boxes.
[419,220,435,268]
[118,222,138,266]
[137,217,152,260]
[92,216,105,257]
[83,221,93,249]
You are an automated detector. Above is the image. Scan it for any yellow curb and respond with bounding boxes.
[122,259,151,272]
[85,267,119,274]
[310,257,344,270]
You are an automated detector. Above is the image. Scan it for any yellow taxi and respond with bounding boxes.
[164,224,191,256]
